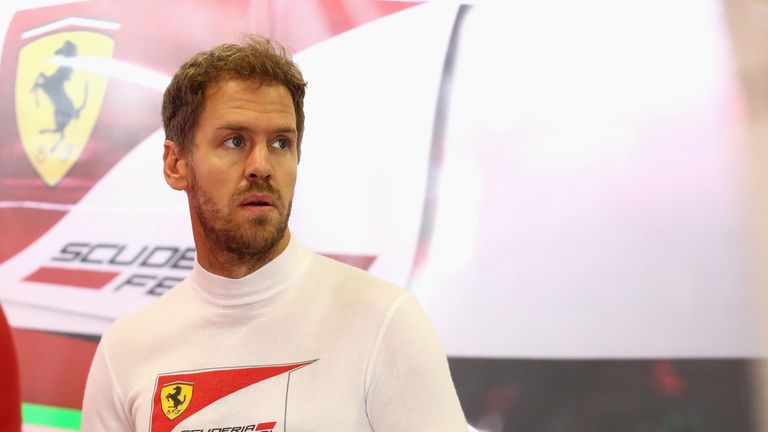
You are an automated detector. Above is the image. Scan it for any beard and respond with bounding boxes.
[189,170,292,263]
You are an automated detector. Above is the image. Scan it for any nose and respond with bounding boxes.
[245,142,273,181]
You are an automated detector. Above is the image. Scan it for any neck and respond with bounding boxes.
[195,230,291,279]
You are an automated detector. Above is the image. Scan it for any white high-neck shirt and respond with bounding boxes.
[82,237,467,432]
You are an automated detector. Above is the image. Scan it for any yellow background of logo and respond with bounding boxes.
[15,31,114,186]
[160,382,193,420]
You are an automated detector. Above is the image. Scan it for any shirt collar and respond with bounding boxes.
[189,235,314,307]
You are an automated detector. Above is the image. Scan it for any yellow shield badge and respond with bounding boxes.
[14,31,114,186]
[160,381,194,420]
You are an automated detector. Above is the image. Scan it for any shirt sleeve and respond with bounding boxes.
[81,340,134,432]
[365,293,467,431]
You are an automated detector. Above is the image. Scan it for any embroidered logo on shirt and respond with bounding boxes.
[160,381,193,420]
[150,360,315,432]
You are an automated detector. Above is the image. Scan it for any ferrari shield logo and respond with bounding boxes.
[160,381,193,420]
[15,30,113,186]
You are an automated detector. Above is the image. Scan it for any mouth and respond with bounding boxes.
[239,194,276,209]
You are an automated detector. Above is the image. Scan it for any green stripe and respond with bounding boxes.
[22,402,81,430]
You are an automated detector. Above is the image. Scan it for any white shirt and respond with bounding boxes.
[81,238,467,431]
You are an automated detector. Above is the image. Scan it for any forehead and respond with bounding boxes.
[202,78,295,119]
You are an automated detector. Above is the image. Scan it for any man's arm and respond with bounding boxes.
[365,293,467,431]
[81,341,134,431]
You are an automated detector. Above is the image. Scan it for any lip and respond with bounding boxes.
[238,194,277,215]
[239,194,275,207]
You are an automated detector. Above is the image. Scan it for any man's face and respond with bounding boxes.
[183,79,298,261]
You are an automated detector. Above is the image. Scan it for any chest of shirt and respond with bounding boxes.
[123,353,373,432]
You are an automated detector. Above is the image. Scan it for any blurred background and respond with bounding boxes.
[0,0,766,430]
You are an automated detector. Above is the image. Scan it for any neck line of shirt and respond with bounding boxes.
[189,236,314,308]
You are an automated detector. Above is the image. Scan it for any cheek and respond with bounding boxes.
[283,168,298,198]
[193,163,242,201]
[215,148,246,167]
[199,158,237,179]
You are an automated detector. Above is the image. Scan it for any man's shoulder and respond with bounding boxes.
[98,277,190,350]
[308,252,411,312]
[312,252,402,288]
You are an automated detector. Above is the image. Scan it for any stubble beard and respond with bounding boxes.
[190,171,292,267]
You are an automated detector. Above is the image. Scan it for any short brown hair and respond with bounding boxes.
[162,35,307,159]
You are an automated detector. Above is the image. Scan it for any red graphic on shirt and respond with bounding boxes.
[150,360,315,432]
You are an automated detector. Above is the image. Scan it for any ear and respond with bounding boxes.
[163,140,189,191]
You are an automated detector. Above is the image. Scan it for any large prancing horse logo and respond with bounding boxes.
[15,30,113,187]
[31,39,89,153]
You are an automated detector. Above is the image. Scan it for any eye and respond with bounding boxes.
[271,138,289,150]
[224,135,244,148]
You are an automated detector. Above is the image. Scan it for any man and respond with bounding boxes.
[82,36,466,431]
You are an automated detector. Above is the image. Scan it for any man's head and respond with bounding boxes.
[162,36,306,278]
[162,35,306,160]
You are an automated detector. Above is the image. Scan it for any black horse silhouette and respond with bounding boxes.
[31,40,89,152]
[165,385,187,410]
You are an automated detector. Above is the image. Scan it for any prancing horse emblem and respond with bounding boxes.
[165,385,187,410]
[15,30,114,186]
[31,39,89,154]
[159,381,193,420]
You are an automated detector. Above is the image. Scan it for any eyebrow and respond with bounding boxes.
[216,124,297,135]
